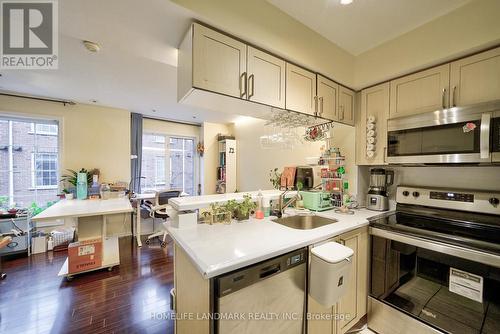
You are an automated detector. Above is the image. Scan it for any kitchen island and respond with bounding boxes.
[167,198,385,334]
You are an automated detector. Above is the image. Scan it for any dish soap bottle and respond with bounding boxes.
[76,169,88,200]
[255,190,264,219]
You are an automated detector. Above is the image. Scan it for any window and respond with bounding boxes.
[153,135,165,144]
[154,156,166,186]
[141,133,196,195]
[30,123,58,135]
[31,153,58,189]
[0,117,60,208]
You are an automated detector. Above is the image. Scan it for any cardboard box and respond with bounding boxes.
[68,238,102,274]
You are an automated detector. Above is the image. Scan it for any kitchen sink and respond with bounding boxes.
[272,215,338,230]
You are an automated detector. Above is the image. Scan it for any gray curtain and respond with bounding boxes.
[130,113,143,194]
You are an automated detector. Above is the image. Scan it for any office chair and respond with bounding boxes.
[143,190,181,248]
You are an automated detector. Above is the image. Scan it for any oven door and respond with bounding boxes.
[386,102,499,164]
[492,112,500,163]
[369,227,500,334]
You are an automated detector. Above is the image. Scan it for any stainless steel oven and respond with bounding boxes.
[387,100,500,164]
[493,110,500,163]
[368,186,500,334]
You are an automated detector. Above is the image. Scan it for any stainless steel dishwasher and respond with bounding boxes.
[214,248,307,334]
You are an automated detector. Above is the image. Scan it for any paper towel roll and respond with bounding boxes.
[366,144,375,151]
[367,115,376,123]
[367,129,376,137]
[367,136,376,144]
[366,150,375,158]
[366,123,375,130]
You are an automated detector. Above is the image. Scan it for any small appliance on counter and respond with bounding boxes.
[366,168,394,211]
[300,190,334,211]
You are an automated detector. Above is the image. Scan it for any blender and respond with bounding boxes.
[366,168,394,211]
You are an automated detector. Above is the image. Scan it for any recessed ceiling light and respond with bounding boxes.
[83,40,101,53]
[192,116,196,119]
[340,0,353,5]
[152,109,157,112]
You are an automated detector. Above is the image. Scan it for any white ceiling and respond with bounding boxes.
[267,0,472,55]
[0,0,234,123]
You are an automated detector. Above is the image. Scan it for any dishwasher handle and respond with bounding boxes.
[260,263,281,278]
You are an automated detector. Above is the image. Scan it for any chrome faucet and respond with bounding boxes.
[278,188,302,217]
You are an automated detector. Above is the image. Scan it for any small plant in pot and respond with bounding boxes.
[235,194,257,221]
[209,202,232,225]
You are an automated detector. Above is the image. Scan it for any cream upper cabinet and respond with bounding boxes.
[286,63,317,115]
[357,83,390,166]
[450,47,500,107]
[192,23,247,99]
[389,64,450,119]
[339,86,355,126]
[317,75,339,120]
[246,46,286,108]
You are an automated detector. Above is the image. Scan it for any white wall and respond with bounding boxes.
[234,117,358,194]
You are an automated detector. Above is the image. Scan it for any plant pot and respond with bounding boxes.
[65,193,74,200]
[236,210,250,221]
[214,211,232,225]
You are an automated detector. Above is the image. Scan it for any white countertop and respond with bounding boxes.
[31,198,133,221]
[169,190,295,211]
[167,208,386,279]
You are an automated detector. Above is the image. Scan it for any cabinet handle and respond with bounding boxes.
[240,72,247,98]
[248,74,255,99]
[441,88,447,109]
[314,96,318,116]
[319,97,324,116]
[452,86,457,107]
[340,105,345,120]
[383,147,387,164]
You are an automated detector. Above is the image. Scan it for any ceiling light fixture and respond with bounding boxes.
[83,40,101,53]
[340,0,353,5]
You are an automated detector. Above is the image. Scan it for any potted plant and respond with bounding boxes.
[223,199,239,219]
[209,202,232,225]
[269,168,282,190]
[235,194,257,221]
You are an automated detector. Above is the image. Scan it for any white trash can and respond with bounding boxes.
[309,241,354,307]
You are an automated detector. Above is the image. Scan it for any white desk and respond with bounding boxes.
[32,198,133,279]
[130,193,156,247]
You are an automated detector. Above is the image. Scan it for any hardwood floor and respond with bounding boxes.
[0,236,174,334]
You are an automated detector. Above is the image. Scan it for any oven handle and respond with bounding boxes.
[369,227,500,268]
[480,112,491,159]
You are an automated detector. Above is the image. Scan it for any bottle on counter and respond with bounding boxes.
[255,190,264,219]
[76,169,88,200]
[262,196,271,217]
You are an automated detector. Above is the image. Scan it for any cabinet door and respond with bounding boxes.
[317,75,339,120]
[357,83,390,165]
[247,46,286,108]
[192,23,247,99]
[389,64,450,118]
[339,86,355,126]
[450,47,500,107]
[286,63,317,115]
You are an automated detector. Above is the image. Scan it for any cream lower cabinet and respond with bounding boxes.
[450,47,500,107]
[191,23,247,99]
[247,46,286,108]
[286,63,317,115]
[308,227,369,334]
[356,83,390,165]
[389,64,450,119]
[317,75,339,120]
[338,86,355,126]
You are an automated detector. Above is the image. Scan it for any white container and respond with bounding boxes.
[309,241,354,307]
[31,236,47,254]
[170,211,198,228]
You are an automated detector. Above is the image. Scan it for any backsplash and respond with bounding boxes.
[356,165,500,205]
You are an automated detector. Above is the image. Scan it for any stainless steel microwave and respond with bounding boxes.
[387,100,500,164]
